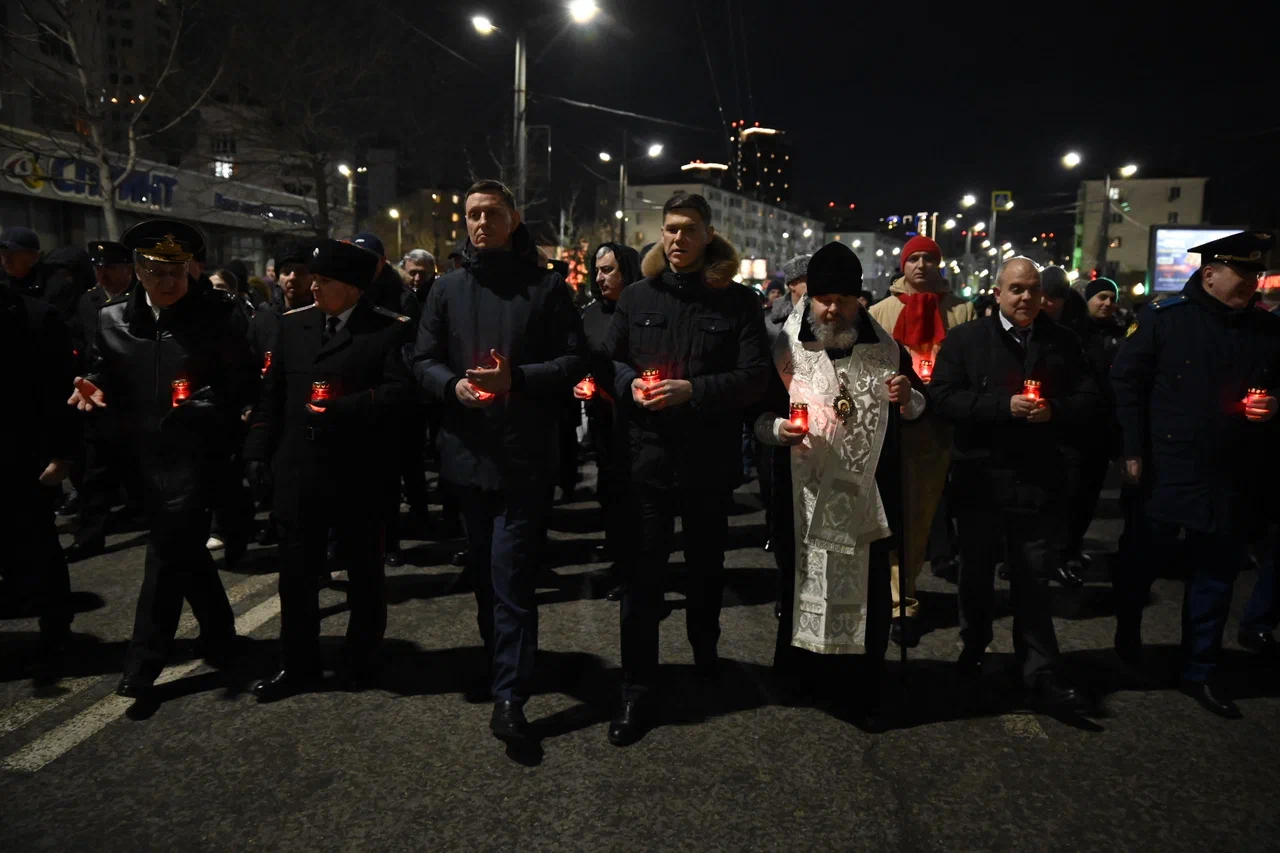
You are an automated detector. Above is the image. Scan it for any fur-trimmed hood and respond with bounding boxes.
[640,233,740,289]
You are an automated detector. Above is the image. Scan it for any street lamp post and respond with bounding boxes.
[473,4,599,210]
[601,138,662,246]
[389,207,402,259]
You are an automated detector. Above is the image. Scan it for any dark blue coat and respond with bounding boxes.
[411,223,586,492]
[1110,274,1280,535]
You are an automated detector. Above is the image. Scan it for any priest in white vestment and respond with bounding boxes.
[752,241,927,714]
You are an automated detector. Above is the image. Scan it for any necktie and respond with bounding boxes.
[322,316,340,345]
[1014,327,1031,349]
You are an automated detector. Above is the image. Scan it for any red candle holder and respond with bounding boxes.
[918,359,933,384]
[310,380,331,405]
[577,374,597,399]
[1022,380,1042,402]
[640,368,661,399]
[1246,387,1267,408]
[789,402,809,433]
[171,378,191,407]
[261,351,273,377]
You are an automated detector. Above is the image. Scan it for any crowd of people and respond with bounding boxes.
[1,179,1277,751]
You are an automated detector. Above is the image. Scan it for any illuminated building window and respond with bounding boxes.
[451,212,460,222]
[452,194,460,204]
[213,159,233,179]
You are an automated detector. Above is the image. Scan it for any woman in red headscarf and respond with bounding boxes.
[868,235,975,647]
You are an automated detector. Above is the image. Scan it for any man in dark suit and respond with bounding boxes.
[65,241,137,561]
[1,273,78,677]
[69,221,258,699]
[1111,231,1280,718]
[929,257,1100,714]
[245,239,413,701]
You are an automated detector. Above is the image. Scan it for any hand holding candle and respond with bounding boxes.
[261,351,273,377]
[1245,387,1278,422]
[574,374,596,401]
[465,349,512,396]
[918,359,933,384]
[306,380,331,414]
[789,402,809,433]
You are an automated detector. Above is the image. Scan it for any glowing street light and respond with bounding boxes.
[568,0,599,23]
[961,194,977,208]
[598,151,612,162]
[782,232,790,239]
[647,143,664,158]
[471,15,496,34]
[1120,163,1139,178]
[875,249,884,257]
[944,219,956,230]
[1002,242,1012,250]
[803,228,813,238]
[988,248,998,256]
[981,240,991,249]
[388,209,402,259]
[388,208,400,219]
[1062,151,1082,168]
[973,221,986,231]
[892,247,901,256]
[1004,200,1014,210]
[852,239,862,248]
[337,163,352,177]
[614,210,624,219]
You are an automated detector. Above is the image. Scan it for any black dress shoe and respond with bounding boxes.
[252,668,323,702]
[1052,563,1085,588]
[608,698,650,747]
[256,524,279,546]
[1180,679,1242,719]
[605,582,626,602]
[64,536,106,563]
[890,617,921,649]
[57,492,81,516]
[1238,629,1280,659]
[931,557,959,583]
[956,646,984,680]
[115,674,154,699]
[384,550,404,568]
[773,600,783,620]
[450,549,469,568]
[490,700,530,742]
[1032,672,1088,715]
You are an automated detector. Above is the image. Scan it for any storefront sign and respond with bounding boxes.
[3,150,178,208]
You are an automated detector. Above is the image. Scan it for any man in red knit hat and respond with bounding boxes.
[869,235,974,646]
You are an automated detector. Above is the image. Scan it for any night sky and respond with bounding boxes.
[414,0,1280,243]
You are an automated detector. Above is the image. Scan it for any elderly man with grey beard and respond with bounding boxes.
[751,241,927,717]
[929,257,1101,716]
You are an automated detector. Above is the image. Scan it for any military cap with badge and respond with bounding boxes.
[121,219,204,265]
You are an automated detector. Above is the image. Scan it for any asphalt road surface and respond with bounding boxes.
[3,468,1278,852]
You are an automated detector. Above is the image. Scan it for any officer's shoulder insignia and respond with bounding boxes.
[1126,322,1139,338]
[1151,294,1189,311]
[283,304,316,315]
[373,306,410,322]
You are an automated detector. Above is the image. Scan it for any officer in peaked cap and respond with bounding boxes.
[245,238,413,701]
[65,240,140,562]
[1111,229,1280,719]
[71,218,258,699]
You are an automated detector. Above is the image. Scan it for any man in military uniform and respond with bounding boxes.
[68,221,258,699]
[245,239,413,701]
[1111,230,1280,718]
[1,226,85,326]
[1,267,78,677]
[65,241,138,561]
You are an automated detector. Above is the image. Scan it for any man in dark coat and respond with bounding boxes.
[930,257,1099,714]
[69,220,258,699]
[1,227,86,326]
[65,241,138,560]
[1061,276,1127,573]
[412,180,585,744]
[245,240,413,701]
[1111,231,1280,718]
[603,191,771,746]
[1,276,78,675]
[577,241,642,598]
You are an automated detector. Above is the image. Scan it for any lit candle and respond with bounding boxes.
[261,351,273,377]
[171,378,191,407]
[918,359,933,384]
[640,368,660,399]
[577,374,596,399]
[1022,379,1041,402]
[1246,387,1267,408]
[310,380,331,405]
[789,401,809,433]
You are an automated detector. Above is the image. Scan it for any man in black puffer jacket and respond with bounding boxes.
[412,180,585,745]
[603,191,771,746]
